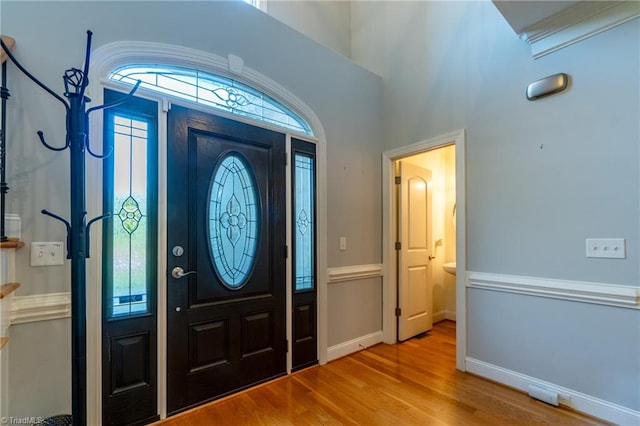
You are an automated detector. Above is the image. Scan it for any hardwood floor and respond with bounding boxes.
[154,321,609,425]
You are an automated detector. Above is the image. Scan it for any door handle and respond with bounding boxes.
[172,266,197,279]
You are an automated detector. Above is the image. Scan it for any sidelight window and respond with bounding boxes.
[103,94,158,318]
[292,141,316,292]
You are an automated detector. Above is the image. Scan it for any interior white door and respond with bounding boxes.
[398,161,433,341]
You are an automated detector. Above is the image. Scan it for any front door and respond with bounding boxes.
[166,105,287,414]
[397,161,433,341]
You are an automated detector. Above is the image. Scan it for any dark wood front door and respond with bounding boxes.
[167,105,286,415]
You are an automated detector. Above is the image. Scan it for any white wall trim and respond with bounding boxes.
[466,357,640,425]
[433,310,446,323]
[10,292,71,325]
[520,1,640,59]
[467,272,640,309]
[327,331,383,362]
[434,310,457,323]
[327,264,382,284]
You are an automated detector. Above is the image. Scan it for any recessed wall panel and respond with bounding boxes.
[242,312,273,357]
[294,303,315,343]
[408,176,428,250]
[189,320,229,372]
[407,266,428,318]
[110,333,150,394]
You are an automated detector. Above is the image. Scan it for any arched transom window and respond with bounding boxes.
[109,64,313,136]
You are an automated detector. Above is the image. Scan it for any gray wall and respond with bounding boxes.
[352,0,639,412]
[8,320,71,418]
[352,1,639,283]
[468,288,640,409]
[2,0,383,417]
[268,1,352,58]
[328,277,381,347]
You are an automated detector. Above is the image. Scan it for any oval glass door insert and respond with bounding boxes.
[208,153,259,289]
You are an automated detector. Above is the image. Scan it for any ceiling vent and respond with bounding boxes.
[493,1,640,58]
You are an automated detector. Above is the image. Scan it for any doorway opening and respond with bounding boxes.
[395,145,456,341]
[382,130,466,371]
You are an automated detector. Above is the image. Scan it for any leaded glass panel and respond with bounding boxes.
[111,115,149,316]
[294,153,314,291]
[208,153,259,289]
[109,65,313,136]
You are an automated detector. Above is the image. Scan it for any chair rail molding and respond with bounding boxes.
[10,292,71,324]
[467,272,639,309]
[327,264,383,284]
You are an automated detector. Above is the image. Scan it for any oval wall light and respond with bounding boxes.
[526,73,569,100]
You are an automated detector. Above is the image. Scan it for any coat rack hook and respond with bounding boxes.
[37,130,69,151]
[86,140,113,159]
[86,80,141,116]
[42,209,72,259]
[85,212,111,258]
[85,80,140,159]
[83,118,112,159]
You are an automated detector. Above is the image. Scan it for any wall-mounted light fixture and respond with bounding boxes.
[526,72,569,100]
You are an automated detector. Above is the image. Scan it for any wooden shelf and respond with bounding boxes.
[0,282,20,299]
[0,238,24,249]
[0,337,7,350]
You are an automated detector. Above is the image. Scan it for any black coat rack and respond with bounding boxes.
[1,58,9,243]
[0,31,139,426]
[1,36,15,242]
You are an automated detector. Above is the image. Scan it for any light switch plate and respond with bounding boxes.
[586,238,626,259]
[31,242,65,266]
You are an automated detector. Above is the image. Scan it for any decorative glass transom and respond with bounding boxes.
[109,65,313,136]
[209,153,259,289]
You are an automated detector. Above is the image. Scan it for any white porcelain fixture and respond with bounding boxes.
[443,262,456,275]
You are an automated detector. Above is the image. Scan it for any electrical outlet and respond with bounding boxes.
[586,238,626,259]
[31,242,65,266]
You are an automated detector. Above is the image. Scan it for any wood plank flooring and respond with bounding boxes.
[154,321,609,425]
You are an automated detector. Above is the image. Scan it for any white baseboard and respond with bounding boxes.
[434,310,456,323]
[327,331,383,362]
[466,357,640,425]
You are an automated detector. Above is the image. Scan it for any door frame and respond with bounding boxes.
[87,42,328,423]
[382,129,466,371]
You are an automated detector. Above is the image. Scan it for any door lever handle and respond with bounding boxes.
[172,266,197,279]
